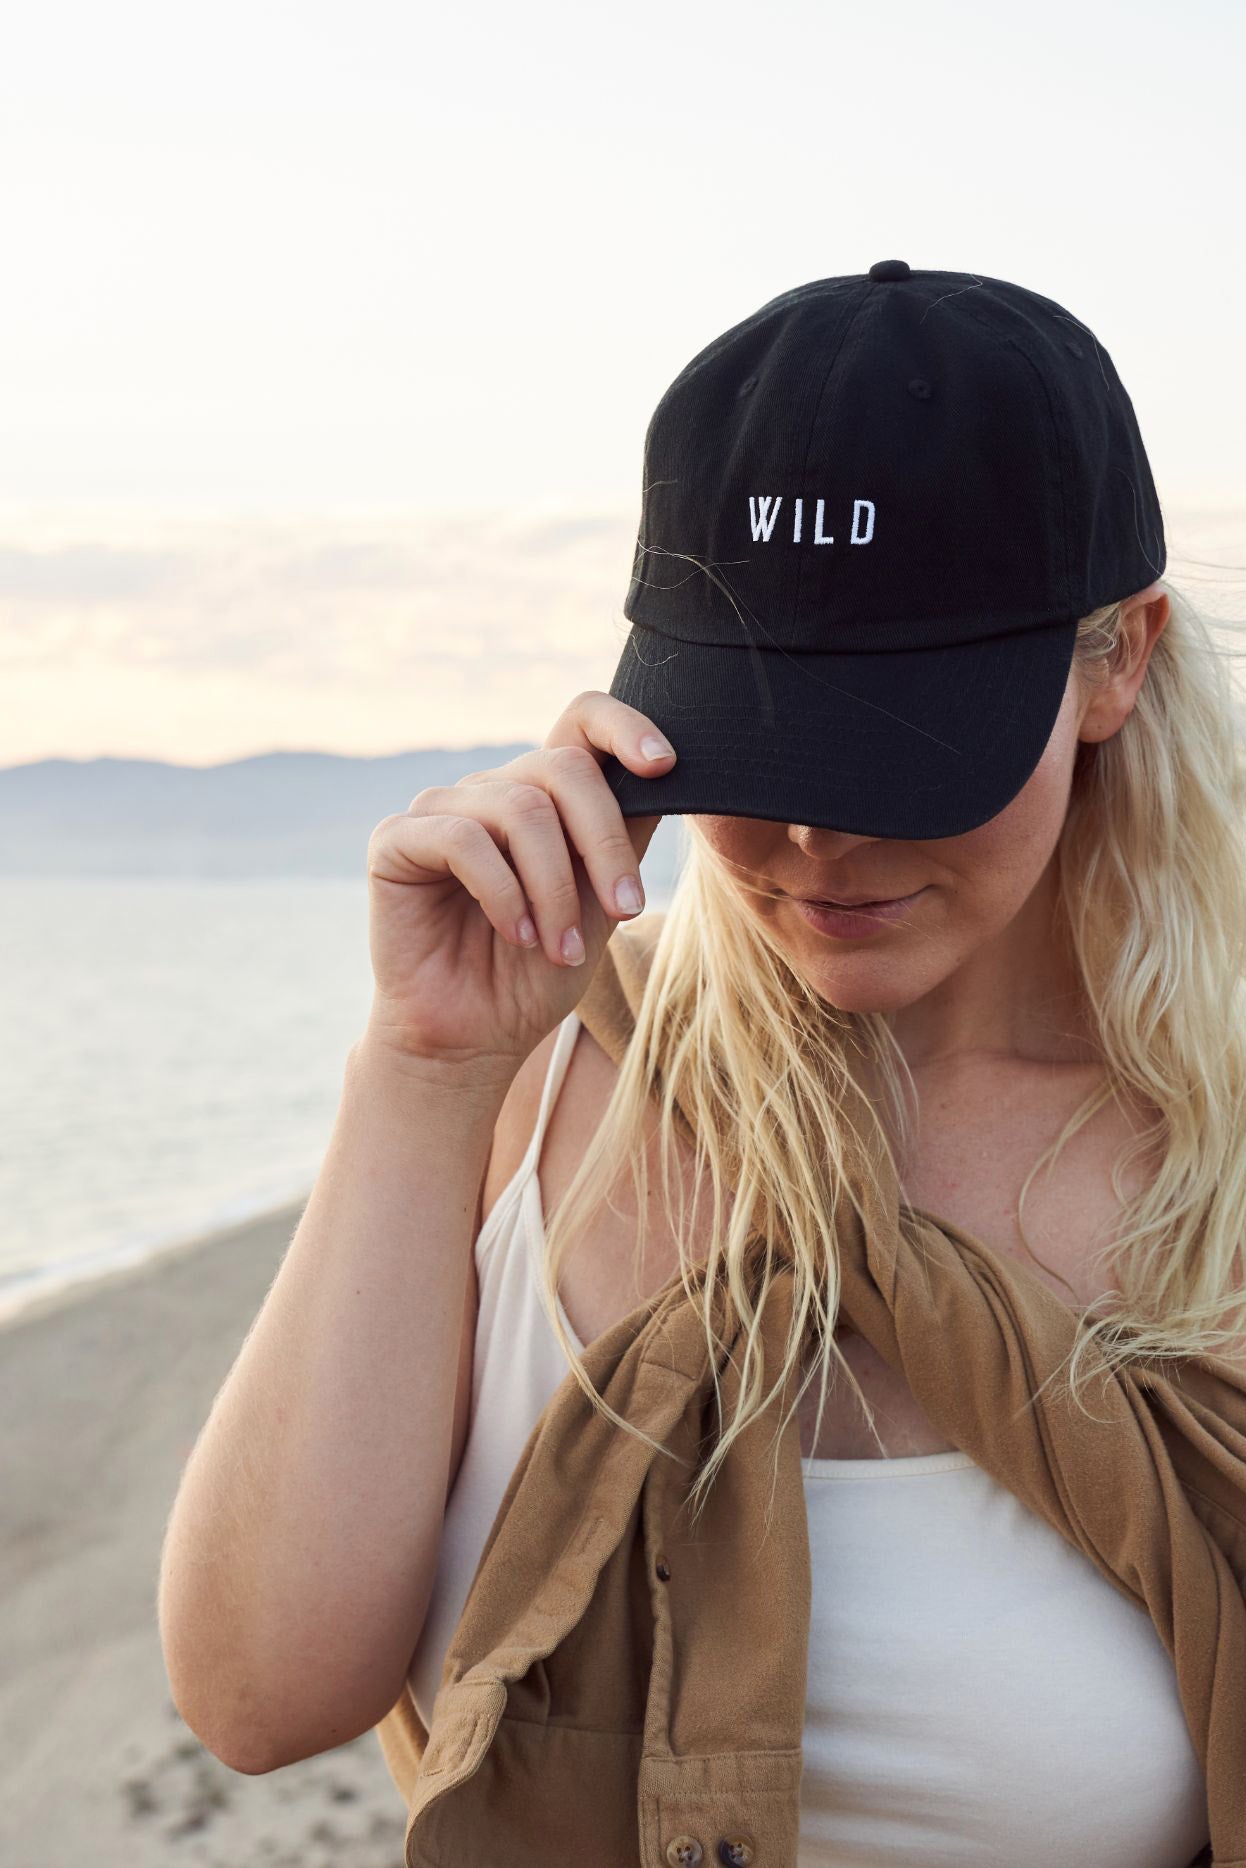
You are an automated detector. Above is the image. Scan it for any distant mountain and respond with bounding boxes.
[0,747,687,898]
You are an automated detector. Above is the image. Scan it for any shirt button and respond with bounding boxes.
[717,1839,756,1866]
[665,1837,704,1865]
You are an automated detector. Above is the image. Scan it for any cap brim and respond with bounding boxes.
[598,617,1079,839]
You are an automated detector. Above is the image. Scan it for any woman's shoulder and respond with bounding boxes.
[479,1012,619,1231]
[481,904,667,1220]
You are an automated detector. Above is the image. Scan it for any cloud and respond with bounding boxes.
[0,544,185,603]
[0,502,642,679]
[0,501,650,760]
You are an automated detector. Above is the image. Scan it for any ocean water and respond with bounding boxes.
[0,876,672,1328]
[0,877,373,1324]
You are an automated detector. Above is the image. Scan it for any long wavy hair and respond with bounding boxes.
[539,574,1246,1528]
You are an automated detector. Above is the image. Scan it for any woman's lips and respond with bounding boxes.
[793,888,928,936]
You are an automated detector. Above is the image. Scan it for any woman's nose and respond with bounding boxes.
[786,823,884,857]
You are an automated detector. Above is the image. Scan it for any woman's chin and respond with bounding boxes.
[786,940,941,1017]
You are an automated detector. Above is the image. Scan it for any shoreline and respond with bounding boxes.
[0,1186,313,1335]
[0,1191,411,1865]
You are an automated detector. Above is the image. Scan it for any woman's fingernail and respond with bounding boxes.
[615,876,644,915]
[640,734,674,761]
[561,925,585,965]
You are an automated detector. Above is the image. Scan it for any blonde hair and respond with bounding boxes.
[540,575,1246,1528]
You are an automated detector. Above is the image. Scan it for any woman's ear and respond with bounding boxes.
[1077,585,1170,747]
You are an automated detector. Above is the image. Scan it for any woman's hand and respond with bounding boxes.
[360,692,673,1080]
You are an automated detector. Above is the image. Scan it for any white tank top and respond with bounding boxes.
[408,1010,1210,1867]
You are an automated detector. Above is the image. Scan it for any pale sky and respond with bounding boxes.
[2,0,1244,764]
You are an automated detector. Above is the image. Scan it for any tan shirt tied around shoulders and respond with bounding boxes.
[375,913,1245,1868]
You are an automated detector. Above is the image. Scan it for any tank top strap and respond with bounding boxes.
[476,1010,584,1274]
[526,1008,583,1167]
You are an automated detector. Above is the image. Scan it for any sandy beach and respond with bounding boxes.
[0,1200,410,1868]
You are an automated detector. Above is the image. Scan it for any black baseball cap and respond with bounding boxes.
[599,260,1166,839]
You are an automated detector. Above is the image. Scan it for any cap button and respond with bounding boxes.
[868,258,910,281]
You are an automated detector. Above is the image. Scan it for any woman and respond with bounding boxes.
[159,266,1245,1866]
